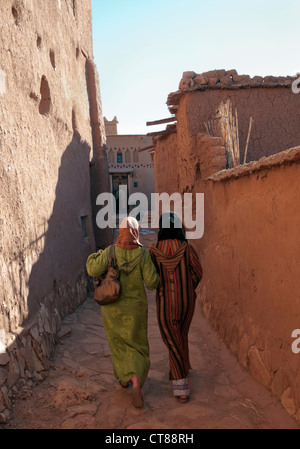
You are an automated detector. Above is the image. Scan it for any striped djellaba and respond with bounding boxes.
[150,238,203,381]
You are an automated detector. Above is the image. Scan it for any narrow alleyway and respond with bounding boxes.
[2,229,298,430]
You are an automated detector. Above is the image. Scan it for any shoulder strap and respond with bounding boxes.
[108,245,117,268]
[130,247,146,270]
[112,245,117,267]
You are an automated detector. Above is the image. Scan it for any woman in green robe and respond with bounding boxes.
[86,217,159,408]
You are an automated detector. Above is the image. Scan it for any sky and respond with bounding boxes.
[91,0,299,135]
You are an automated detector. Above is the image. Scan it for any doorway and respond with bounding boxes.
[112,174,129,214]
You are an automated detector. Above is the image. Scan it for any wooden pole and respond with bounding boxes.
[244,116,253,164]
[146,128,177,137]
[146,117,177,126]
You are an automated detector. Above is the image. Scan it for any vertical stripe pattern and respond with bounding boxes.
[150,240,203,380]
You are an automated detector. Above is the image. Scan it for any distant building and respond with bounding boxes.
[104,116,118,135]
[104,117,155,213]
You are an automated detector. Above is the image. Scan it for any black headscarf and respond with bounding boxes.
[157,212,186,242]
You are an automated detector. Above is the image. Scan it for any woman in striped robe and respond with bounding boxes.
[150,212,202,403]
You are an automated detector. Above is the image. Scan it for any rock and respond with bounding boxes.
[251,76,264,85]
[32,371,44,382]
[227,69,238,77]
[232,74,251,84]
[0,394,6,413]
[29,324,40,342]
[7,353,20,388]
[274,76,288,84]
[0,367,7,385]
[179,78,195,89]
[179,79,188,89]
[0,352,9,366]
[0,386,10,410]
[23,339,44,373]
[202,69,226,78]
[182,71,197,80]
[207,77,219,86]
[194,75,209,86]
[0,409,10,424]
[219,75,233,86]
[263,75,277,84]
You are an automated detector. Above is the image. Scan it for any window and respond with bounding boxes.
[117,152,123,163]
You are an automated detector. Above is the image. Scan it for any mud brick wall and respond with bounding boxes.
[155,135,300,423]
[0,0,109,421]
[168,70,300,163]
[153,72,300,421]
[194,148,300,422]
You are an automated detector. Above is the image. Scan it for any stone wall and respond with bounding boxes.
[0,0,110,422]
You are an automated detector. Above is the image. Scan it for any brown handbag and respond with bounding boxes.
[94,245,121,305]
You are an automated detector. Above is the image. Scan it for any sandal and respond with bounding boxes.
[119,380,130,388]
[131,376,144,408]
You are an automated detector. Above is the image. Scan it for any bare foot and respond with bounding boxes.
[132,376,144,408]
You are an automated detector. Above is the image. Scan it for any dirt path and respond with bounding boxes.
[2,230,299,430]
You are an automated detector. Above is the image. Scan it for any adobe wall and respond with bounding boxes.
[155,138,300,422]
[0,0,110,421]
[194,149,300,421]
[153,99,227,195]
[168,70,300,163]
[153,70,300,421]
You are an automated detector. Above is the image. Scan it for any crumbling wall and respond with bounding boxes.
[168,70,300,163]
[154,93,227,195]
[0,0,109,421]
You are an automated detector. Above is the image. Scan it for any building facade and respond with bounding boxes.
[104,117,155,214]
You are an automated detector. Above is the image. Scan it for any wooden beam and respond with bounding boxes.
[146,116,177,126]
[147,128,177,137]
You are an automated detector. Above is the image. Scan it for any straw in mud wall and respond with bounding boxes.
[205,99,240,168]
